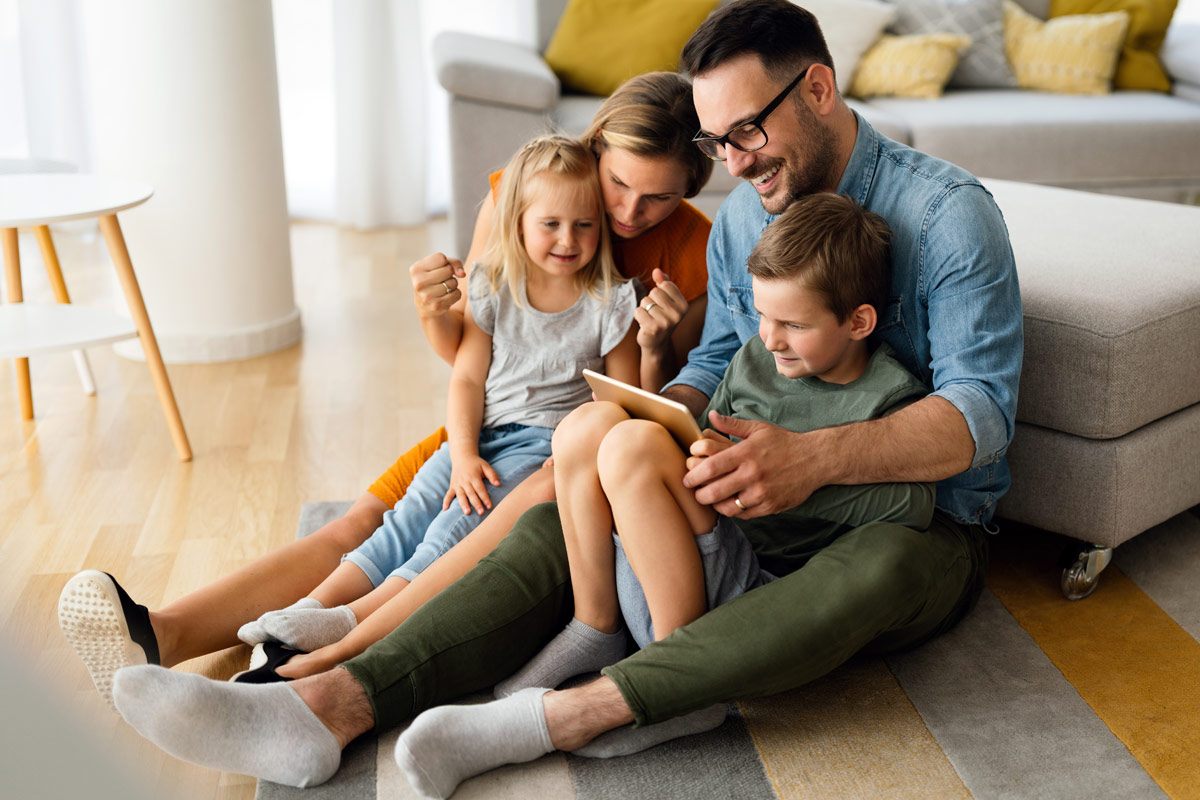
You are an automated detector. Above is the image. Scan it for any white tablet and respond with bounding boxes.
[582,369,703,450]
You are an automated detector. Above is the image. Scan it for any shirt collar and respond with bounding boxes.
[835,111,879,207]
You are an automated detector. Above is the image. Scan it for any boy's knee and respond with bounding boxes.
[552,402,628,463]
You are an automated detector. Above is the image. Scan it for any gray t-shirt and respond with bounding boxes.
[468,266,637,429]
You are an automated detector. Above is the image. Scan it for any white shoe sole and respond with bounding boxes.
[58,570,149,710]
[228,642,269,682]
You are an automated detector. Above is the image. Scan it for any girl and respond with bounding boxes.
[217,137,637,667]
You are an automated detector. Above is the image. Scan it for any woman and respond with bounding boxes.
[59,72,714,699]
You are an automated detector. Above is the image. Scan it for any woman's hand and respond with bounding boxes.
[634,268,689,354]
[411,252,466,319]
[443,454,501,515]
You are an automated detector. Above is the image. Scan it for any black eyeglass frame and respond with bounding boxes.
[691,65,813,162]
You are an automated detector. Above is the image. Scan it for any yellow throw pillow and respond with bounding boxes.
[1003,0,1130,94]
[544,0,720,96]
[1049,0,1178,91]
[849,34,973,99]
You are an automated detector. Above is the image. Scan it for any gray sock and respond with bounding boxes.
[395,687,553,799]
[572,703,728,758]
[112,664,341,788]
[237,597,323,646]
[260,604,357,651]
[495,618,626,698]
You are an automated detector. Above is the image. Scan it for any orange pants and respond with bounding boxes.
[366,427,449,508]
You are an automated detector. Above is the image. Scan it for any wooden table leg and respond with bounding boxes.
[2,227,33,420]
[34,225,97,396]
[98,214,193,461]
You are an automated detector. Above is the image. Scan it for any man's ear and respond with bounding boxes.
[806,63,839,114]
[848,303,877,340]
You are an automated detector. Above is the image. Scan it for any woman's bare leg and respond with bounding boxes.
[278,467,556,678]
[152,493,388,667]
[551,403,633,634]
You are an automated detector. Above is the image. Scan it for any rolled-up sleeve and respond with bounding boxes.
[923,185,1023,469]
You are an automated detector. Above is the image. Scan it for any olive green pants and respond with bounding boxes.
[342,501,987,731]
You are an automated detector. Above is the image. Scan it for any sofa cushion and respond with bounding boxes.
[850,33,972,98]
[985,179,1200,440]
[888,0,1019,88]
[1050,0,1179,92]
[864,89,1200,188]
[1003,0,1129,94]
[793,0,897,93]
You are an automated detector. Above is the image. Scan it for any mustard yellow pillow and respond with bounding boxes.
[544,0,720,96]
[1050,0,1178,91]
[1003,0,1129,94]
[849,34,973,99]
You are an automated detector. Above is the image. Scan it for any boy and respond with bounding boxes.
[490,192,935,710]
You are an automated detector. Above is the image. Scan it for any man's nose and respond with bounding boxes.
[725,146,755,179]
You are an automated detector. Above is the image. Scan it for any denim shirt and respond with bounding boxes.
[668,114,1023,525]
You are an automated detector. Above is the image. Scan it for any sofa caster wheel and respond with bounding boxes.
[1059,543,1113,601]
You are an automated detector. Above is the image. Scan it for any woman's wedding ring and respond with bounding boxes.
[442,280,452,296]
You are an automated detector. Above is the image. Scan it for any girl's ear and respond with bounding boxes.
[848,303,877,340]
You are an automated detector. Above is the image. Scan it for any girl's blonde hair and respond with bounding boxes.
[482,135,621,306]
[583,72,713,199]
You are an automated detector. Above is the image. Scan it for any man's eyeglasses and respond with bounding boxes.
[691,65,812,162]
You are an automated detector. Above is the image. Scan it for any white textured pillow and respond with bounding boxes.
[790,0,898,92]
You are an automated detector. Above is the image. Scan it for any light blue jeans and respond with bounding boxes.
[344,423,553,586]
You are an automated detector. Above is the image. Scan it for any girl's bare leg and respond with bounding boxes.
[597,420,716,638]
[151,493,388,667]
[551,403,632,634]
[278,467,556,678]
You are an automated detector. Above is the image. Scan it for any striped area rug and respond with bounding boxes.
[258,504,1200,800]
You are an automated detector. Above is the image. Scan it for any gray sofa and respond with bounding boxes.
[433,2,1200,597]
[434,1,1200,256]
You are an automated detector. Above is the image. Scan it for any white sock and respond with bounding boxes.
[572,703,728,758]
[112,665,341,788]
[260,605,357,651]
[495,618,626,698]
[237,597,323,646]
[395,688,553,799]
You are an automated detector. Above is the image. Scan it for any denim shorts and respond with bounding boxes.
[614,515,777,649]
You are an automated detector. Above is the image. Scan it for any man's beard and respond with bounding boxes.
[754,103,837,215]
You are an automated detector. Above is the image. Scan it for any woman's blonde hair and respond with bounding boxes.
[583,71,713,199]
[482,135,620,306]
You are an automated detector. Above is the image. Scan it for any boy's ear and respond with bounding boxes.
[848,303,876,340]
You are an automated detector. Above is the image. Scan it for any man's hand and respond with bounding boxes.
[411,252,465,319]
[443,455,501,515]
[634,268,688,353]
[683,411,825,518]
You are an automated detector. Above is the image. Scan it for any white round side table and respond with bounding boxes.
[0,173,192,461]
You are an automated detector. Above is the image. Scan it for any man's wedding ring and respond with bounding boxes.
[733,496,746,511]
[442,280,452,296]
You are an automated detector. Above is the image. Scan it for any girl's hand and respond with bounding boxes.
[635,268,688,353]
[411,252,466,319]
[443,455,501,515]
[686,427,734,471]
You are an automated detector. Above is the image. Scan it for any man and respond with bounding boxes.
[111,0,1021,793]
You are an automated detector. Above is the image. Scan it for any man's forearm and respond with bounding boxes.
[816,395,975,486]
[660,383,710,417]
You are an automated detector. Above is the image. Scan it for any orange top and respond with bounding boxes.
[487,169,710,301]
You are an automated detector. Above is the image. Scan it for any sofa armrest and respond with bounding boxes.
[433,31,560,112]
[1163,21,1200,102]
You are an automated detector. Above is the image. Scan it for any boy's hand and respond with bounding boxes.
[686,428,734,471]
[635,268,688,352]
[411,252,465,318]
[444,455,501,515]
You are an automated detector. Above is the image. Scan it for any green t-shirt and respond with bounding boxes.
[701,339,932,575]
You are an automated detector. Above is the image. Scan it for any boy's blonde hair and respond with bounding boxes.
[482,135,620,306]
[747,193,892,322]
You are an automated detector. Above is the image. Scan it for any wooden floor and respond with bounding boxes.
[0,218,454,798]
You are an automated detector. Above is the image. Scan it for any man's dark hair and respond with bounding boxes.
[747,193,892,322]
[680,0,835,84]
